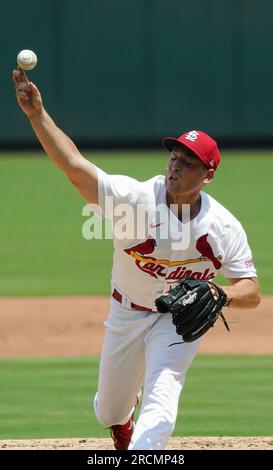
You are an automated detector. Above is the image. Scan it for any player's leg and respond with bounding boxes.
[129,312,201,450]
[93,301,159,428]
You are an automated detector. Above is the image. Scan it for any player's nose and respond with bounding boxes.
[172,163,182,175]
[172,159,182,170]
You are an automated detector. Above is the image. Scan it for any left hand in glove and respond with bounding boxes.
[155,277,230,343]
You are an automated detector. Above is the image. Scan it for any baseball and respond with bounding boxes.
[17,49,37,71]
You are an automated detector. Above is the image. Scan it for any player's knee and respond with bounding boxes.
[92,392,121,428]
[92,392,107,425]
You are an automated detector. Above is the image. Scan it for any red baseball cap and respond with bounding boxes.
[162,130,221,170]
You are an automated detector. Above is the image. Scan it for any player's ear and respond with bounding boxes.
[203,169,215,184]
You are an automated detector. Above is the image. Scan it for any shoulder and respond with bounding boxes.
[97,167,163,191]
[202,192,244,237]
[136,175,165,203]
[96,167,139,189]
[97,168,164,206]
[138,174,165,192]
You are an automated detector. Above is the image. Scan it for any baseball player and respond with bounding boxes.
[13,69,260,450]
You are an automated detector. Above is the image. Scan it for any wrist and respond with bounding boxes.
[220,286,233,308]
[224,298,233,308]
[28,106,44,121]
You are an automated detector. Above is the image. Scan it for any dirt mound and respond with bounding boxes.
[0,296,273,357]
[1,436,272,450]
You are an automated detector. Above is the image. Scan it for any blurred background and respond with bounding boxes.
[1,0,273,148]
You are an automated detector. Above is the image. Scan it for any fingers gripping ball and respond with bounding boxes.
[17,50,37,71]
[155,277,230,342]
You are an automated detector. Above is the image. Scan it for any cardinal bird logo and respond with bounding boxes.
[124,237,157,256]
[124,237,158,277]
[196,234,222,270]
[124,235,221,280]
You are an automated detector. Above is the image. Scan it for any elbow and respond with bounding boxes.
[64,158,82,181]
[253,293,261,308]
[67,167,78,186]
[57,152,83,176]
[248,291,261,309]
[249,279,261,308]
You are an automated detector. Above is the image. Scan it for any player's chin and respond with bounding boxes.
[165,178,183,194]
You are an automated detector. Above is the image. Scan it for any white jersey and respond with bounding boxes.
[97,168,257,311]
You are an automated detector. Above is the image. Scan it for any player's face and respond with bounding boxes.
[165,146,211,196]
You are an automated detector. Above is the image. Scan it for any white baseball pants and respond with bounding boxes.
[94,300,201,450]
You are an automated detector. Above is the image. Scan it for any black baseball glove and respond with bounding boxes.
[155,277,230,343]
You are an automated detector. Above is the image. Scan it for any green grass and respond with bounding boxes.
[179,355,273,436]
[0,150,272,295]
[0,355,272,439]
[0,356,103,439]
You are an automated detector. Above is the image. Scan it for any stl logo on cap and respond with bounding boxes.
[185,130,200,143]
[162,129,221,170]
